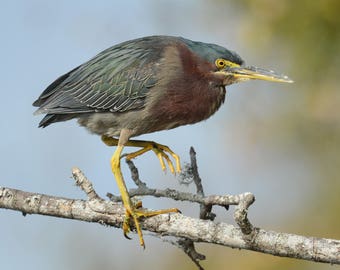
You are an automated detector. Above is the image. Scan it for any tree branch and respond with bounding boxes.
[106,147,256,268]
[0,170,339,266]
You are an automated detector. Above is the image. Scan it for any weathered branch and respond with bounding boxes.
[0,173,339,265]
[107,147,255,268]
[107,159,255,234]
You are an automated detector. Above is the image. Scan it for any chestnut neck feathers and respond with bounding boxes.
[147,39,229,130]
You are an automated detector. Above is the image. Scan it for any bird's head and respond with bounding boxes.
[182,37,293,86]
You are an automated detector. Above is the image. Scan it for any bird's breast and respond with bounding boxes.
[148,80,226,132]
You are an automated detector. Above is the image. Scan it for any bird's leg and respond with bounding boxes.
[103,135,180,247]
[102,135,181,174]
[109,145,139,240]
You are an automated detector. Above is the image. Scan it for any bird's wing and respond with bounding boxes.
[33,44,158,114]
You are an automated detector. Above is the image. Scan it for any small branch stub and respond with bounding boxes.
[72,167,101,200]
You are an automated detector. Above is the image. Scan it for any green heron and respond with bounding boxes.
[33,35,292,247]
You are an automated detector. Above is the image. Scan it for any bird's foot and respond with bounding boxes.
[110,145,180,247]
[124,141,181,174]
[123,200,180,248]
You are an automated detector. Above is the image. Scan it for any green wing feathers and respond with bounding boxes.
[33,43,157,115]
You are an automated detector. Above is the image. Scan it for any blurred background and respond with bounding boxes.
[1,0,339,269]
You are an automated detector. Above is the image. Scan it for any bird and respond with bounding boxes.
[33,35,292,248]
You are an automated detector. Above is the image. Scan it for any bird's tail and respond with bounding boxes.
[38,114,76,128]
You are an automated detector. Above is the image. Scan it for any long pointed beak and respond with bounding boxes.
[225,66,293,83]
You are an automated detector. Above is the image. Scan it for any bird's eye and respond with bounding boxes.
[215,59,241,70]
[215,59,226,69]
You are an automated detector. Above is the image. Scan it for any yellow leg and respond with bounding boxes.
[106,137,180,248]
[102,135,181,173]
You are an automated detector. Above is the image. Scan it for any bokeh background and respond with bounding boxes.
[1,1,339,269]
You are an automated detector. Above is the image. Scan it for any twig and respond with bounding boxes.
[176,147,210,269]
[107,182,252,208]
[189,147,214,221]
[107,164,254,218]
[164,237,205,270]
[72,167,101,200]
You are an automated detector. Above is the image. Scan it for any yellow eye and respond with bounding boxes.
[215,58,240,69]
[215,59,226,69]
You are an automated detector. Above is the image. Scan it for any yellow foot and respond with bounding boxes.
[110,144,180,248]
[123,201,180,248]
[125,140,181,174]
[101,135,182,174]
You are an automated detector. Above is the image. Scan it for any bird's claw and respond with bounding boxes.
[122,201,180,248]
[154,148,175,173]
[125,142,181,174]
[123,218,132,240]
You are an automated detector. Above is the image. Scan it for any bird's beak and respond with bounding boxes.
[222,65,293,83]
